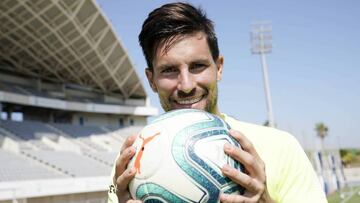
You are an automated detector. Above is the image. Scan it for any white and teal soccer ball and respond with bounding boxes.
[128,109,244,203]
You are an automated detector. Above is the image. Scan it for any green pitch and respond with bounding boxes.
[327,186,360,203]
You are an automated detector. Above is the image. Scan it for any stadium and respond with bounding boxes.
[0,0,157,202]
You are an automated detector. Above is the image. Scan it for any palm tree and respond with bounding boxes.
[315,122,329,153]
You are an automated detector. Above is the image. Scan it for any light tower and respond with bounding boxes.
[251,21,275,127]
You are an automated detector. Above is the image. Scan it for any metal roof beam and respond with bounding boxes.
[14,1,84,84]
[18,1,108,92]
[0,29,64,81]
[128,81,141,97]
[0,0,146,98]
[119,69,134,87]
[77,39,118,78]
[99,54,127,82]
[71,0,85,18]
[54,1,128,97]
[0,55,41,78]
[111,54,127,75]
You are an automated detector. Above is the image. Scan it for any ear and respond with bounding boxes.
[215,55,224,81]
[145,68,158,92]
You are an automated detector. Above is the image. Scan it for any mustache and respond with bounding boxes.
[171,88,207,100]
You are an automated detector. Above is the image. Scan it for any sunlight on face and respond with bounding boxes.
[146,32,223,115]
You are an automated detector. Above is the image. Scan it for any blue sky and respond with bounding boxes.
[96,0,359,149]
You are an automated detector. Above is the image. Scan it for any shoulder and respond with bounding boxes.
[222,113,299,151]
[221,113,306,182]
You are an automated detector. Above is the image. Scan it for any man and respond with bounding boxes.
[108,2,327,203]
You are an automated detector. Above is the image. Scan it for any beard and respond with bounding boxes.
[158,83,219,115]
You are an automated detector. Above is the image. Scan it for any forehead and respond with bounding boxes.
[152,32,212,68]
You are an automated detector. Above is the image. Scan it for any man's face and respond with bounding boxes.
[146,32,224,115]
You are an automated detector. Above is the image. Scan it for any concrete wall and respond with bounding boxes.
[72,112,147,127]
[0,91,157,117]
[0,191,107,203]
[27,191,107,203]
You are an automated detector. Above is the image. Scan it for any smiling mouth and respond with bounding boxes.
[175,95,205,105]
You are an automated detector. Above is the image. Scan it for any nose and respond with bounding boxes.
[177,69,195,94]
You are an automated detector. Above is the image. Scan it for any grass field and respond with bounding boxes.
[327,186,360,203]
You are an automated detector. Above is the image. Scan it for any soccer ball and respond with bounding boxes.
[128,109,244,202]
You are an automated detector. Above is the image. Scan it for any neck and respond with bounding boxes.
[211,106,221,116]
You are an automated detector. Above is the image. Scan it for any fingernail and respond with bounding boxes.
[222,164,230,173]
[128,167,135,175]
[220,193,229,200]
[130,134,138,141]
[128,148,132,155]
[224,143,232,152]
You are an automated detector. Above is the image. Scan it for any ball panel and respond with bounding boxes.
[129,125,167,180]
[171,113,242,202]
[140,155,206,202]
[137,183,189,202]
[151,109,208,124]
[129,109,245,202]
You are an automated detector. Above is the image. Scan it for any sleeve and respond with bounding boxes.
[276,134,328,203]
[108,184,119,203]
[107,154,119,203]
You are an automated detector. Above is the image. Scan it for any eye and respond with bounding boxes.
[190,63,207,73]
[160,67,178,75]
[194,63,205,68]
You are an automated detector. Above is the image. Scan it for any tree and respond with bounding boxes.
[315,122,329,153]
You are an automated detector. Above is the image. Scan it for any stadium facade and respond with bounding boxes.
[0,0,157,202]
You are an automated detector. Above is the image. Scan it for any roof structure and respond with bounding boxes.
[0,0,146,99]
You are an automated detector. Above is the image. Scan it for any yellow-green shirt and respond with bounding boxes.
[108,114,327,203]
[223,114,327,203]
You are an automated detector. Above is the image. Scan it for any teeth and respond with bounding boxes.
[176,96,202,105]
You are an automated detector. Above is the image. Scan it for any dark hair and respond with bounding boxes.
[139,2,219,70]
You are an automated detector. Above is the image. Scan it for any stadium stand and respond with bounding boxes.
[0,111,149,203]
[0,149,66,182]
[51,123,106,138]
[0,0,158,202]
[0,120,60,140]
[21,150,111,177]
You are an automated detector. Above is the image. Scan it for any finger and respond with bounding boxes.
[116,167,136,193]
[127,200,142,203]
[223,142,261,177]
[120,134,138,154]
[222,164,262,192]
[220,193,251,203]
[114,134,138,183]
[228,130,265,172]
[115,146,136,177]
[229,129,257,156]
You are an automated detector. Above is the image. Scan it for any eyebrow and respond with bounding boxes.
[155,57,211,71]
[157,64,176,71]
[191,59,211,65]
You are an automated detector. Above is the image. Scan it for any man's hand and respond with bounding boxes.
[220,129,274,203]
[126,201,142,203]
[113,134,139,203]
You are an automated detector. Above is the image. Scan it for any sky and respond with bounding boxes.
[96,0,359,149]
